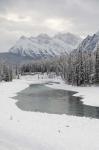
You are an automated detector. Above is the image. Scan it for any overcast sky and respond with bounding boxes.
[0,0,99,52]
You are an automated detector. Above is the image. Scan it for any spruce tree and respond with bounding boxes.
[95,44,99,84]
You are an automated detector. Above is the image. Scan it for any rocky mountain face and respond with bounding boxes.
[77,31,99,51]
[9,33,82,59]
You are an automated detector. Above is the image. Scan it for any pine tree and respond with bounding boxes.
[75,50,85,86]
[95,44,99,84]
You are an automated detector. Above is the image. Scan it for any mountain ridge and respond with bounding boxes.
[9,32,82,58]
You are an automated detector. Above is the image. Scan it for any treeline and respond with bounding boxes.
[21,57,64,75]
[21,45,99,86]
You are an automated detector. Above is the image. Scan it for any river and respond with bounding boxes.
[13,83,99,119]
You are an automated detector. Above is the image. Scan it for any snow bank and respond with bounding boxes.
[46,80,99,107]
[0,74,99,150]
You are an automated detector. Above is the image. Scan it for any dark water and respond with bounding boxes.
[14,83,99,119]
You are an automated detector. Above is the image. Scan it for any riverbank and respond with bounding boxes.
[46,78,99,107]
[0,74,99,150]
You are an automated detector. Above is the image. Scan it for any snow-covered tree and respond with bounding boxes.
[95,44,99,84]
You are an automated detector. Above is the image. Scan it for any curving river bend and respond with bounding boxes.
[13,83,99,119]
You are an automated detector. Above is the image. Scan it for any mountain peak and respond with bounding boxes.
[20,36,27,40]
[77,31,99,52]
[37,33,51,39]
[95,31,99,36]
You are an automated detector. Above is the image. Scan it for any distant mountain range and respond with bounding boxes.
[9,33,82,58]
[0,31,99,64]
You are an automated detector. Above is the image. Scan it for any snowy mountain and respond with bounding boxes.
[77,31,99,51]
[9,33,82,59]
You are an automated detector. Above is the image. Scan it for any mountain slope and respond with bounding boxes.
[9,33,82,58]
[0,53,33,64]
[77,31,99,51]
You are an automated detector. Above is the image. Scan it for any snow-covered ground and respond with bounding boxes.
[0,74,99,150]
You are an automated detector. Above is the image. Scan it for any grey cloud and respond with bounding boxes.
[0,0,99,51]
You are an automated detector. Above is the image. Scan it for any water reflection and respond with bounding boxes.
[13,84,99,119]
